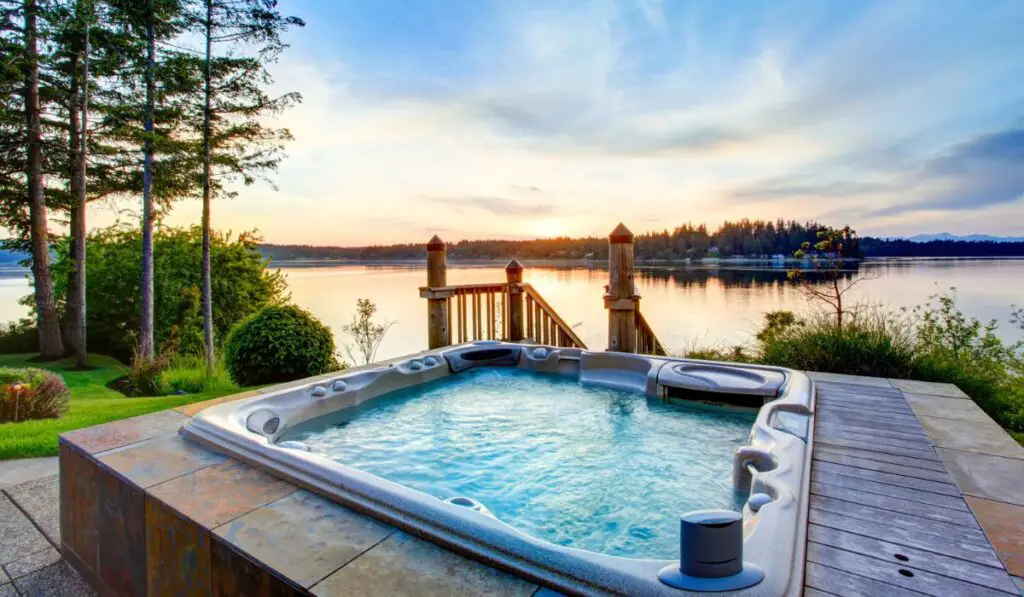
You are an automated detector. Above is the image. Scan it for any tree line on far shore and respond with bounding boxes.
[260,218,1024,262]
[1,0,302,366]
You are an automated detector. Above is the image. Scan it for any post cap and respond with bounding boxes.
[505,258,524,272]
[426,235,445,251]
[609,223,634,243]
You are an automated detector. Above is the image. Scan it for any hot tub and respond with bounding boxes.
[182,342,814,596]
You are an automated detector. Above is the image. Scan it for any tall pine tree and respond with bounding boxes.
[190,0,301,372]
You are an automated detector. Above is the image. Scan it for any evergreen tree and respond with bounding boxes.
[189,0,302,372]
[0,0,65,357]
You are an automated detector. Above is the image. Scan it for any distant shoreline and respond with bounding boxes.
[268,255,1024,268]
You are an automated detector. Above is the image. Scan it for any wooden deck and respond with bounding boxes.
[804,379,1022,596]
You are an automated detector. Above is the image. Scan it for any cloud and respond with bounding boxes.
[730,178,900,200]
[421,196,561,217]
[868,126,1024,217]
[163,1,1024,245]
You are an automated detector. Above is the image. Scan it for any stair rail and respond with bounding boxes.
[635,311,667,356]
[521,283,587,348]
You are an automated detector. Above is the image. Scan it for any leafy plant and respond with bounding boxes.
[0,319,40,354]
[341,298,395,365]
[224,304,339,386]
[48,225,288,361]
[122,338,176,397]
[0,368,70,423]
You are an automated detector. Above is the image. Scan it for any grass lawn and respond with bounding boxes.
[0,353,247,460]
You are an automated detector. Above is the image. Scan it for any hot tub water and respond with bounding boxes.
[281,367,756,559]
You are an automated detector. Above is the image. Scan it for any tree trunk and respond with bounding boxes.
[139,16,156,359]
[65,50,82,355]
[201,0,214,374]
[74,0,89,368]
[24,0,64,359]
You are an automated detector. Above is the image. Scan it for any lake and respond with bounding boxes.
[1,259,1021,360]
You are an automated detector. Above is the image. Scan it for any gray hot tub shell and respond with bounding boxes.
[181,342,815,597]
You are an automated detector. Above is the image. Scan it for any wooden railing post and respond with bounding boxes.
[426,235,449,348]
[605,223,637,352]
[505,259,524,342]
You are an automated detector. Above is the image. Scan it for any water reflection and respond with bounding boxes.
[0,259,1020,360]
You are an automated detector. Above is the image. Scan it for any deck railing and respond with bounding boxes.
[522,284,587,348]
[419,249,586,349]
[636,311,667,355]
[421,226,666,355]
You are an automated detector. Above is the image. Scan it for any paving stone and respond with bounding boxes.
[0,457,57,490]
[215,490,395,588]
[938,448,1024,506]
[889,378,970,398]
[806,371,893,388]
[175,390,262,416]
[1011,575,1023,596]
[13,561,97,597]
[2,545,61,580]
[904,393,994,423]
[966,496,1024,577]
[311,531,536,597]
[61,409,187,455]
[0,583,14,597]
[3,474,59,545]
[918,416,1024,460]
[0,494,50,567]
[0,567,8,584]
[99,433,227,488]
[148,460,297,528]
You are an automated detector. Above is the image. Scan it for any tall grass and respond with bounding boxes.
[158,354,239,395]
[758,308,917,379]
[683,292,1024,437]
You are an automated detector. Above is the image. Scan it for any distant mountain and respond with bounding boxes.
[905,233,1024,243]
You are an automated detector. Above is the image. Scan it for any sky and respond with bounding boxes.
[115,0,1024,246]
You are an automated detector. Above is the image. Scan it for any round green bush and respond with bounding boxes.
[224,305,338,386]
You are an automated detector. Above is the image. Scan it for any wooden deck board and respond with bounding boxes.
[804,380,1018,596]
[809,482,980,528]
[808,525,1018,594]
[812,449,956,482]
[813,444,948,471]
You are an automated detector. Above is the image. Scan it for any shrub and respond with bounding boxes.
[159,354,239,395]
[123,351,171,397]
[0,368,70,423]
[224,305,339,386]
[756,309,917,378]
[49,225,288,361]
[341,298,395,365]
[0,319,39,354]
[909,291,1024,433]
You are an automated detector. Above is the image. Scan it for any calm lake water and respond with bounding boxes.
[0,259,1021,360]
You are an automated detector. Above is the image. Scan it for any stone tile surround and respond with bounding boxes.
[58,407,538,597]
